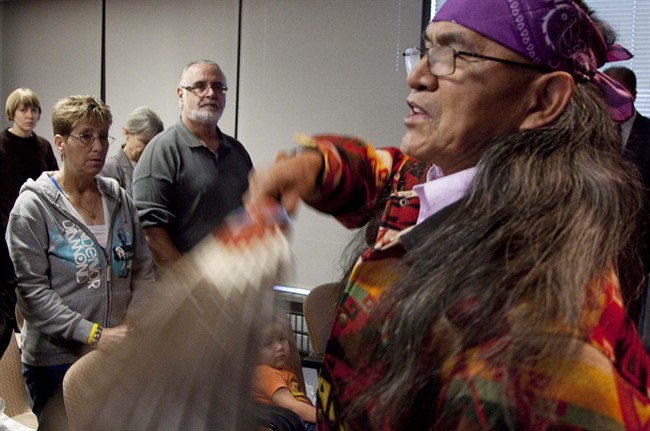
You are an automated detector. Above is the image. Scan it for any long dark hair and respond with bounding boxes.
[342,81,644,429]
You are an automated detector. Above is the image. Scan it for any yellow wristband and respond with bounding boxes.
[87,323,99,344]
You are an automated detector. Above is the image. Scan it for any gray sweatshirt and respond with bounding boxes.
[6,172,155,366]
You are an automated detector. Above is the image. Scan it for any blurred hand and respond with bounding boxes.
[245,151,323,215]
[122,314,141,331]
[96,324,133,350]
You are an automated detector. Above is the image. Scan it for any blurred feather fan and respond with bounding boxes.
[62,206,292,431]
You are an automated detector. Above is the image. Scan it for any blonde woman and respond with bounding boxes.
[6,95,154,425]
[1,88,58,231]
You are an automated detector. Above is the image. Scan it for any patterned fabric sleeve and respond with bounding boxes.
[297,134,409,229]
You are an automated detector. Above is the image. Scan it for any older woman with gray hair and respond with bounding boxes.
[101,106,163,195]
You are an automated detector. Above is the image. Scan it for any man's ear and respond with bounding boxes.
[177,87,184,109]
[520,71,575,130]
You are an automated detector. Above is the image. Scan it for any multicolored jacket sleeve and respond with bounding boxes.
[295,134,411,229]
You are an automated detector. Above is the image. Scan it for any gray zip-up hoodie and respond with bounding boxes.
[6,171,155,366]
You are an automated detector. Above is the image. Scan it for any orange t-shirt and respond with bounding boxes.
[251,364,312,406]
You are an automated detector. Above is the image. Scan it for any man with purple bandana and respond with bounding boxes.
[248,0,650,429]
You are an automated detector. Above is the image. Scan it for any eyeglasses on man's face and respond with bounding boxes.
[181,81,228,96]
[69,133,115,147]
[403,45,549,76]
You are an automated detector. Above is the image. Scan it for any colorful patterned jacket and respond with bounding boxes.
[303,135,650,430]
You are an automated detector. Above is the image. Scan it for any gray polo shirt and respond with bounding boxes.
[132,120,252,253]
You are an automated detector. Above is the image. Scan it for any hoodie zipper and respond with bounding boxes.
[47,184,121,328]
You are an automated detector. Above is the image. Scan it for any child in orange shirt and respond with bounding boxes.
[251,310,316,430]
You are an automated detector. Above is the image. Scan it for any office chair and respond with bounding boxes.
[63,349,105,431]
[302,282,339,356]
[0,334,37,428]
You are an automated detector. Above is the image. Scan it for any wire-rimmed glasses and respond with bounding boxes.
[69,133,115,146]
[403,45,549,76]
[181,82,228,96]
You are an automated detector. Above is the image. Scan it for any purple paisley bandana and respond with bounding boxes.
[433,0,634,121]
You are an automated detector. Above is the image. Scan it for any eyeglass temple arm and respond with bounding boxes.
[456,50,550,73]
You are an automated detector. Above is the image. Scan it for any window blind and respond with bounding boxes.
[588,0,650,116]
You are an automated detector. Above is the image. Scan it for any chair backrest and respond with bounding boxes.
[63,349,114,431]
[62,349,92,431]
[0,334,31,417]
[63,350,119,431]
[302,282,339,357]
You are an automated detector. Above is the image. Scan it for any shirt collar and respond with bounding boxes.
[413,165,476,224]
[176,119,231,153]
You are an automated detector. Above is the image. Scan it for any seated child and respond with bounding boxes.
[251,310,316,430]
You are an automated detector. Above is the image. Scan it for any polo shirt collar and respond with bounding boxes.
[176,119,232,154]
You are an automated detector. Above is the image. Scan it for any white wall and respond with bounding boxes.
[0,0,423,289]
[104,0,241,140]
[1,0,103,157]
[238,0,421,287]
